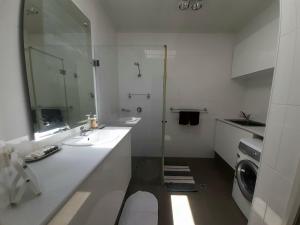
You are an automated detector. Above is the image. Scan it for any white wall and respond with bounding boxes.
[0,0,119,141]
[118,33,246,158]
[0,0,32,141]
[248,1,300,225]
[241,71,274,123]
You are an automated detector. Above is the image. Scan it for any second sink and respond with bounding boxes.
[226,119,265,127]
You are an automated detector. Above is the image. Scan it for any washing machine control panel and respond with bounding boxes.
[238,142,261,162]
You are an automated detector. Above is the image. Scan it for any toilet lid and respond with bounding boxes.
[118,191,158,225]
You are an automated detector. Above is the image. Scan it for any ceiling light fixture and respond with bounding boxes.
[178,0,190,10]
[190,0,203,10]
[178,0,203,11]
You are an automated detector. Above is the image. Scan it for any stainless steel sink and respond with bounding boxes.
[226,119,265,127]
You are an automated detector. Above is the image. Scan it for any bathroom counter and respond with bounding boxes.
[216,118,265,137]
[0,127,131,225]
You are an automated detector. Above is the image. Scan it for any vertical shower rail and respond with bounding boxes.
[161,45,168,184]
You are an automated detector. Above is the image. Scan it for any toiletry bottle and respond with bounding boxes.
[86,114,91,129]
[91,115,98,129]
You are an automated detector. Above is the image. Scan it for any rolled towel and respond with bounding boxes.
[179,111,189,125]
[189,112,200,126]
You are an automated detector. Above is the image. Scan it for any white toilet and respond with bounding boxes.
[118,191,158,225]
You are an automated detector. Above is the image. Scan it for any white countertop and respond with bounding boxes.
[216,118,265,137]
[0,127,131,225]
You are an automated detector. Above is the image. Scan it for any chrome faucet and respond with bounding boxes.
[240,111,251,121]
[80,126,89,136]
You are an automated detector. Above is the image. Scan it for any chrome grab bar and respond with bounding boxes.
[128,93,151,99]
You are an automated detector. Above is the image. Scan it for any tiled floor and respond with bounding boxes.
[121,156,247,225]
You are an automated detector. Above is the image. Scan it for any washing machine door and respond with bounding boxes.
[236,160,258,202]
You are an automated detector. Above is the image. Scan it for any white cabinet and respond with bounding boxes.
[231,2,279,78]
[48,134,131,225]
[214,121,252,169]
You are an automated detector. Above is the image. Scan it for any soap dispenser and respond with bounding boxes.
[91,115,98,129]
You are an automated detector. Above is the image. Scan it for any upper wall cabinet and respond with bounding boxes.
[231,2,279,78]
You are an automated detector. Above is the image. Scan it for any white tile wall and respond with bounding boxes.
[280,0,297,36]
[241,73,274,123]
[275,106,300,180]
[288,28,300,105]
[260,104,286,168]
[271,31,296,104]
[249,1,300,224]
[117,46,164,157]
[118,33,245,157]
[0,0,32,141]
[0,0,21,28]
[261,164,292,218]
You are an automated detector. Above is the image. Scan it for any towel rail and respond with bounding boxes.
[170,107,208,113]
[128,93,151,99]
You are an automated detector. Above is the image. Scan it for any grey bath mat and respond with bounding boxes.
[164,165,197,192]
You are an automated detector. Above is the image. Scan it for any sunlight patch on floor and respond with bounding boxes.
[48,191,91,225]
[171,195,195,225]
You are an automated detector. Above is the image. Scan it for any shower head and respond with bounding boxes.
[26,6,39,15]
[134,62,139,66]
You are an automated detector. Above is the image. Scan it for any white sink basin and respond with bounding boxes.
[119,117,140,124]
[110,117,141,127]
[63,129,120,147]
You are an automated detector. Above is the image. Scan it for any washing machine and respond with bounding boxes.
[232,137,263,219]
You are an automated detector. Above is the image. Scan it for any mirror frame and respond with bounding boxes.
[21,0,35,140]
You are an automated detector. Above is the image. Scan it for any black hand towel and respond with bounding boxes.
[189,112,200,126]
[179,111,189,125]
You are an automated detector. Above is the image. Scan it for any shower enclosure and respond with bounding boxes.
[25,46,95,133]
[94,44,167,184]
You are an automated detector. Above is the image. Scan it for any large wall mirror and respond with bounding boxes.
[23,0,96,138]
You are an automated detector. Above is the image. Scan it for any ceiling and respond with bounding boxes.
[99,0,276,33]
